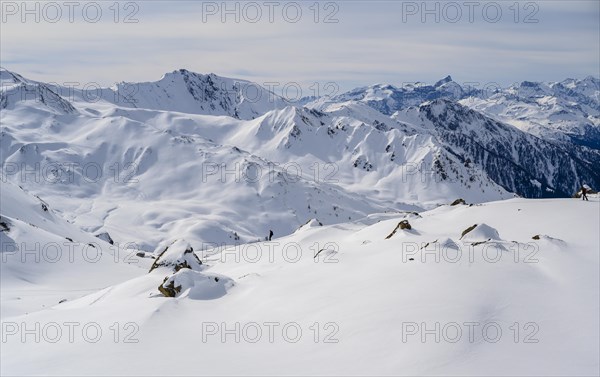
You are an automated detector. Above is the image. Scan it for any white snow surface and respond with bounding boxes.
[1,190,599,375]
[1,69,599,376]
[1,68,511,250]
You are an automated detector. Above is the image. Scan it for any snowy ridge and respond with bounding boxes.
[0,181,146,318]
[462,77,600,153]
[307,73,599,156]
[109,68,290,119]
[395,99,600,197]
[0,67,76,114]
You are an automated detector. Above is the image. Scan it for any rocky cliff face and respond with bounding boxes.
[411,99,600,197]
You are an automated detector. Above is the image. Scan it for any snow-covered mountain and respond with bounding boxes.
[463,77,600,152]
[0,68,500,249]
[1,68,599,376]
[394,99,600,197]
[309,74,600,157]
[310,74,600,195]
[0,68,76,114]
[107,68,290,120]
[2,68,598,249]
[309,75,477,115]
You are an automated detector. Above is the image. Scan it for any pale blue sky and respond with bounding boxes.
[1,0,598,93]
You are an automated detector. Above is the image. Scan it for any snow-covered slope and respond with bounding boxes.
[0,181,147,317]
[394,99,600,197]
[3,68,598,250]
[1,68,520,250]
[462,77,600,153]
[0,101,395,250]
[308,75,599,196]
[0,68,76,114]
[1,68,599,376]
[2,197,598,375]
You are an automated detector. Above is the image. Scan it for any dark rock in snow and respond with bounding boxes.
[158,277,181,298]
[460,224,478,239]
[385,220,412,239]
[95,232,114,245]
[0,220,10,232]
[149,240,203,273]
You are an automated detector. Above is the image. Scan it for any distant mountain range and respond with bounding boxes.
[1,67,598,247]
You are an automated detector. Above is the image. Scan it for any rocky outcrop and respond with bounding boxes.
[460,223,501,242]
[385,220,412,239]
[147,239,235,299]
[149,240,203,273]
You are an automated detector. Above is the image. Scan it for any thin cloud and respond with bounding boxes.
[1,1,597,89]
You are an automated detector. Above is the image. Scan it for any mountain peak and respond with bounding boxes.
[582,75,599,84]
[434,75,453,87]
[162,68,213,80]
[0,67,27,86]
